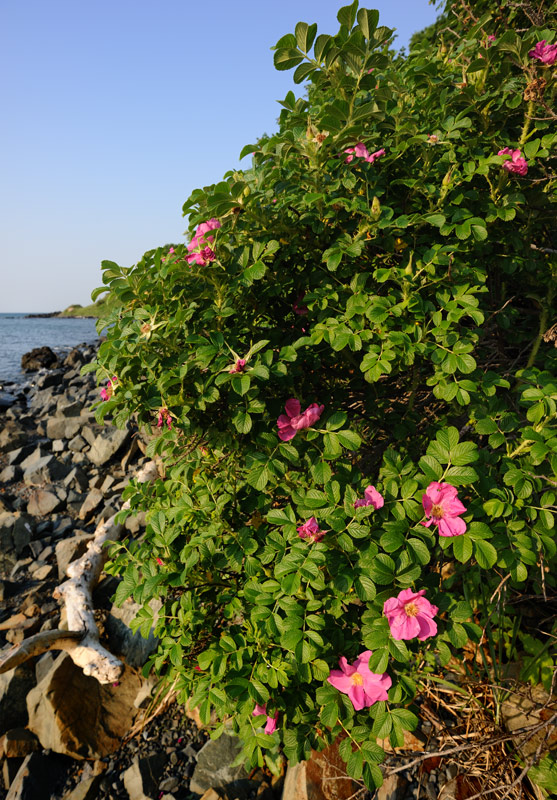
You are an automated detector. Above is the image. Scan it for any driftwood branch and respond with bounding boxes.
[0,460,158,683]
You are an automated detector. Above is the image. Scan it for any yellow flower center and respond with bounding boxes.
[405,602,419,617]
[431,503,445,519]
[351,673,364,686]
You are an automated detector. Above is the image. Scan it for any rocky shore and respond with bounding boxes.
[0,344,270,800]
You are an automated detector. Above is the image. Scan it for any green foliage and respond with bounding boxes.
[95,0,556,789]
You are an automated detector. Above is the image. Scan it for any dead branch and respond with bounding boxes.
[0,460,158,684]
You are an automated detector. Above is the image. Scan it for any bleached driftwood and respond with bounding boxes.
[0,460,158,684]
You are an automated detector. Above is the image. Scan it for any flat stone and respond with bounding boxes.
[52,439,65,452]
[87,427,130,467]
[20,447,50,471]
[0,424,29,453]
[27,490,62,516]
[6,446,36,466]
[61,774,101,800]
[31,564,55,581]
[65,419,81,439]
[78,489,104,520]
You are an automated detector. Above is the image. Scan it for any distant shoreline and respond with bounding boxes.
[25,312,97,319]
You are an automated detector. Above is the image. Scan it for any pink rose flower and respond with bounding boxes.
[383,588,438,641]
[427,134,439,144]
[156,557,164,566]
[252,704,279,734]
[421,481,467,537]
[100,376,117,401]
[186,218,221,265]
[486,34,496,46]
[354,485,384,510]
[344,144,385,164]
[529,40,557,66]
[297,517,326,542]
[230,358,246,374]
[277,398,324,441]
[498,147,528,176]
[327,651,391,710]
[157,408,172,430]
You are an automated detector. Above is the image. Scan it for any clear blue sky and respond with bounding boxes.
[0,1,440,312]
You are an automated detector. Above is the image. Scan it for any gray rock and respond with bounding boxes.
[57,399,82,417]
[23,455,69,486]
[0,663,36,735]
[123,754,166,800]
[63,466,89,492]
[27,490,62,516]
[105,597,161,669]
[36,369,64,390]
[52,439,65,452]
[63,348,85,369]
[0,425,30,453]
[55,532,94,579]
[65,419,81,439]
[0,465,23,482]
[35,653,55,685]
[20,446,50,470]
[6,446,35,466]
[0,391,15,409]
[78,489,104,520]
[190,734,249,794]
[0,513,35,570]
[87,427,130,466]
[80,425,99,446]
[46,417,67,440]
[68,435,87,452]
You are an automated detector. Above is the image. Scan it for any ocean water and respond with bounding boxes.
[0,313,100,385]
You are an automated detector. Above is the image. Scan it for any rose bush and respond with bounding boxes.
[89,0,556,789]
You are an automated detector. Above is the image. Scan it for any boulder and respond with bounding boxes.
[21,346,58,372]
[56,399,82,417]
[46,417,68,440]
[36,369,64,390]
[0,663,36,735]
[0,391,15,410]
[87,427,130,466]
[63,348,85,369]
[122,754,166,800]
[26,653,141,759]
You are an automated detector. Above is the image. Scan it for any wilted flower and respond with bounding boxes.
[422,481,467,537]
[354,485,384,510]
[230,358,246,374]
[498,147,528,176]
[297,517,326,542]
[293,292,308,316]
[327,650,391,710]
[156,407,172,430]
[529,40,557,66]
[156,557,164,566]
[277,398,324,441]
[384,588,438,641]
[252,704,279,734]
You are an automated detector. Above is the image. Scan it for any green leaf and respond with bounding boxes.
[474,539,497,569]
[453,535,473,563]
[337,429,362,450]
[244,261,267,283]
[357,8,379,39]
[233,410,252,434]
[337,1,358,28]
